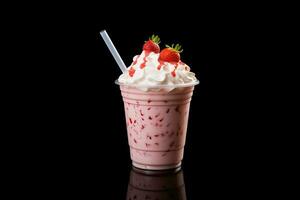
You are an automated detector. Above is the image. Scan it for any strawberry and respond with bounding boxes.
[143,35,160,53]
[159,44,183,63]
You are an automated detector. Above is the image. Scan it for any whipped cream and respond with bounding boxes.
[118,51,198,91]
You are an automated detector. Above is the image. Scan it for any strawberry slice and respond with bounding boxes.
[143,35,160,53]
[159,44,183,63]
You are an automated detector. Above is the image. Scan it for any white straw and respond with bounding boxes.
[100,30,127,73]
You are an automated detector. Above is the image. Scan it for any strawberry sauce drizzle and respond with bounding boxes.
[140,51,150,69]
[171,70,176,77]
[132,55,140,65]
[157,60,164,70]
[129,67,135,77]
[171,62,179,77]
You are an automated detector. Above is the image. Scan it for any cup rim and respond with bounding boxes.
[115,79,199,89]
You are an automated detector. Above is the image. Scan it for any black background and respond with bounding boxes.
[3,1,288,197]
[18,3,274,198]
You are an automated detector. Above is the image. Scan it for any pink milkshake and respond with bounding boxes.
[119,84,196,170]
[117,35,199,170]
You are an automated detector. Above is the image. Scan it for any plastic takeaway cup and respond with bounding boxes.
[116,80,199,170]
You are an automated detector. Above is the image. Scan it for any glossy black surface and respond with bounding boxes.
[127,167,186,200]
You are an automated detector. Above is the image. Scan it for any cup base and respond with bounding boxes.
[132,161,182,171]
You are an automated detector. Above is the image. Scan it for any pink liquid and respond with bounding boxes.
[120,86,195,170]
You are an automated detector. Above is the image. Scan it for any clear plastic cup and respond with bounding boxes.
[116,80,199,170]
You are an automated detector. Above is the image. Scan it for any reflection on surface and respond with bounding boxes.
[127,167,186,200]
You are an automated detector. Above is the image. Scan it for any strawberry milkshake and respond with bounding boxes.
[117,35,199,170]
